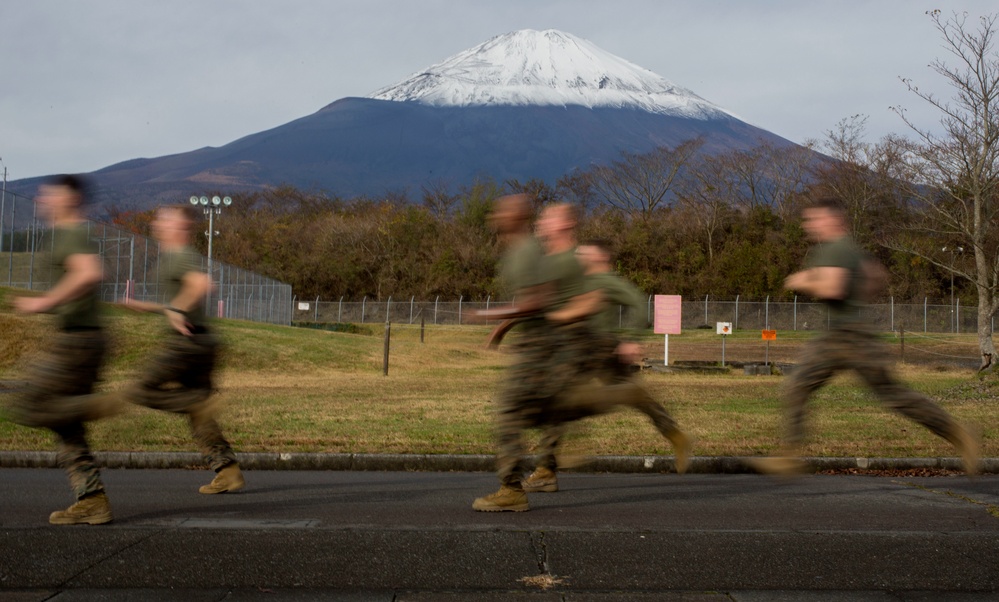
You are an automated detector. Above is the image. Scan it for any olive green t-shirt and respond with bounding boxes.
[499,236,545,298]
[585,272,646,337]
[50,223,101,330]
[806,234,864,327]
[159,246,206,329]
[498,235,546,333]
[541,248,586,311]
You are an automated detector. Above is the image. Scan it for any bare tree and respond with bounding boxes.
[676,154,735,264]
[814,116,909,245]
[585,138,705,219]
[722,140,815,220]
[887,10,999,370]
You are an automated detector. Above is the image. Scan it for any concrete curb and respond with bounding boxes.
[1,451,996,473]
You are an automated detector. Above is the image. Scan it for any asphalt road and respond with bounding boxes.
[1,469,997,601]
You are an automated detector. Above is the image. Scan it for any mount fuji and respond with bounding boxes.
[11,29,800,207]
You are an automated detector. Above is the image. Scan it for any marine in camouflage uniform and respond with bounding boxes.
[121,205,243,493]
[526,242,691,492]
[9,176,114,525]
[751,196,979,475]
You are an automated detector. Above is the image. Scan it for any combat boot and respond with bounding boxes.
[199,463,245,494]
[472,486,529,512]
[947,425,981,476]
[49,492,113,525]
[523,467,558,492]
[667,430,693,474]
[746,455,809,476]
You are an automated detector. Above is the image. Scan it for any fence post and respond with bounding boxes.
[890,296,894,332]
[765,296,770,330]
[28,200,37,290]
[315,296,320,322]
[387,296,392,324]
[361,296,367,323]
[458,295,463,325]
[735,294,740,330]
[338,296,343,323]
[704,294,708,325]
[648,295,652,326]
[924,297,927,332]
[383,321,391,376]
[486,295,490,311]
[434,296,439,325]
[794,295,797,330]
[957,298,960,333]
[410,296,415,324]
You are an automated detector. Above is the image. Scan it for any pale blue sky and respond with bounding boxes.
[1,0,995,179]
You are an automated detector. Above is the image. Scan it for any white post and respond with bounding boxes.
[458,295,463,325]
[664,334,669,366]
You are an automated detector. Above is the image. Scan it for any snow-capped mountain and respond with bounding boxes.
[371,29,732,119]
[8,30,801,207]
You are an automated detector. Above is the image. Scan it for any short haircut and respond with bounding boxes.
[806,195,847,216]
[160,204,199,224]
[542,202,578,225]
[581,238,614,261]
[47,174,92,205]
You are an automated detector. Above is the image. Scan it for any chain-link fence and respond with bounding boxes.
[0,190,292,325]
[292,294,981,334]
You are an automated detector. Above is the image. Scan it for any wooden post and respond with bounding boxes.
[420,316,425,343]
[383,322,391,376]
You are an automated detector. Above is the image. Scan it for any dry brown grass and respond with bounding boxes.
[0,297,995,458]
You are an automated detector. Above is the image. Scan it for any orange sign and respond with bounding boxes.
[762,329,777,341]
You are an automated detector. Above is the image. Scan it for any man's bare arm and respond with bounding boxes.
[784,266,849,300]
[14,253,102,314]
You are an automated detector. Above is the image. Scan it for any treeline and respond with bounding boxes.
[105,132,956,302]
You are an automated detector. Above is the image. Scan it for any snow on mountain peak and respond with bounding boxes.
[369,29,730,119]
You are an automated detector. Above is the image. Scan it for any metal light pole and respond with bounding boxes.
[190,195,232,312]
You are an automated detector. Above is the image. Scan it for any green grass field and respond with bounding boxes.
[1,285,995,459]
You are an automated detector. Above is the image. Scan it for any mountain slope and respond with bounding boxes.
[7,29,799,207]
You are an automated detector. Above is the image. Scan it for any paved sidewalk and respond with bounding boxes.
[1,469,997,600]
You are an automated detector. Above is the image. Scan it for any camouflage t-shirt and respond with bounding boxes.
[159,246,206,329]
[806,234,864,327]
[50,223,101,330]
[584,271,646,337]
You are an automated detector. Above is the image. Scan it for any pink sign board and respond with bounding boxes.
[653,295,682,334]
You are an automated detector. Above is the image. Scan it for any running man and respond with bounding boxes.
[120,204,244,493]
[750,196,979,475]
[9,175,116,524]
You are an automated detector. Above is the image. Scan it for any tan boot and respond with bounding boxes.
[667,430,693,475]
[948,426,981,476]
[523,467,559,493]
[746,456,809,476]
[199,464,245,494]
[472,486,529,512]
[49,492,113,525]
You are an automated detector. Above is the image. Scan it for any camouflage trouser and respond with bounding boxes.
[784,325,962,445]
[495,324,680,485]
[9,329,107,500]
[534,331,680,471]
[495,326,557,489]
[125,331,237,471]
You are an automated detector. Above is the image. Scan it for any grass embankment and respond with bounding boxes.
[0,285,995,458]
